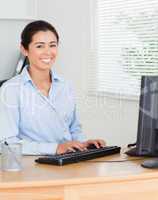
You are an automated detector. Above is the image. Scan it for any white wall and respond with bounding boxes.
[37,0,139,146]
[0,1,36,79]
[0,20,31,79]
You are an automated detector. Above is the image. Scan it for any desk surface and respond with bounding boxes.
[0,149,158,200]
[0,150,149,186]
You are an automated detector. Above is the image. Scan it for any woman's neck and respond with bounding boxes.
[28,67,51,84]
[28,67,52,97]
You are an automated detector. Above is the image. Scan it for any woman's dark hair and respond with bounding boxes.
[21,20,59,49]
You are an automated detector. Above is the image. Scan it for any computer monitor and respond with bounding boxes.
[126,76,158,157]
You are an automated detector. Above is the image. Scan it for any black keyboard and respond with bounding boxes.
[35,146,121,166]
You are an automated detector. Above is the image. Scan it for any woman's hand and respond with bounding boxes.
[56,139,106,154]
[83,139,106,148]
[56,141,86,154]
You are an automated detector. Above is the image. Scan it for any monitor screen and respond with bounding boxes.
[126,76,158,156]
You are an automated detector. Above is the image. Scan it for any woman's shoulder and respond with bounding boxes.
[0,75,22,105]
[0,74,23,99]
[1,74,22,86]
[52,70,73,88]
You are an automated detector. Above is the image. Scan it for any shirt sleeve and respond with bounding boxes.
[0,83,58,155]
[66,83,87,142]
[5,137,58,155]
[69,106,87,142]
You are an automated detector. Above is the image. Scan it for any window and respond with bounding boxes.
[88,0,158,100]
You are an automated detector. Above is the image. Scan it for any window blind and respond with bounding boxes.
[88,0,158,100]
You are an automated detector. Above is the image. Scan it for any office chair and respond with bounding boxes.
[0,56,28,87]
[0,80,8,87]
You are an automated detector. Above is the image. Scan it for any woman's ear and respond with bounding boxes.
[20,45,28,57]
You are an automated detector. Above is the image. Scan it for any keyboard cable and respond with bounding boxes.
[86,157,145,163]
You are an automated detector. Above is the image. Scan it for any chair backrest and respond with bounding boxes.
[0,56,28,87]
[0,79,8,87]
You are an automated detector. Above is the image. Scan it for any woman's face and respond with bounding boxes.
[22,30,58,71]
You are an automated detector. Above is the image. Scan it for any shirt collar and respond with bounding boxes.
[50,68,63,82]
[21,66,64,85]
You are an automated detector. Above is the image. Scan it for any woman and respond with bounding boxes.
[0,20,105,155]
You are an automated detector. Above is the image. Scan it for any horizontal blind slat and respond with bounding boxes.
[88,0,158,99]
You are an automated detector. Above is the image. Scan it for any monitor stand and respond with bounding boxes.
[126,147,158,157]
[125,147,139,156]
[141,159,158,169]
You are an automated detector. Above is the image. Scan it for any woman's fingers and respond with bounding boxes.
[57,140,106,154]
[92,140,100,148]
[67,147,76,152]
[85,139,106,148]
[69,141,85,151]
[97,139,106,147]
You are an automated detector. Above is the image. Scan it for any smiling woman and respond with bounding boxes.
[21,30,58,97]
[0,20,105,155]
[21,31,58,72]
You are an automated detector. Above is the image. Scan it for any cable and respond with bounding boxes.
[86,158,144,163]
[127,142,136,148]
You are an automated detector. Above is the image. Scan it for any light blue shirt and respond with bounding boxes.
[0,67,86,155]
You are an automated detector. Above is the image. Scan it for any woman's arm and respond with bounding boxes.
[0,83,58,155]
[6,137,58,155]
[69,106,87,142]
